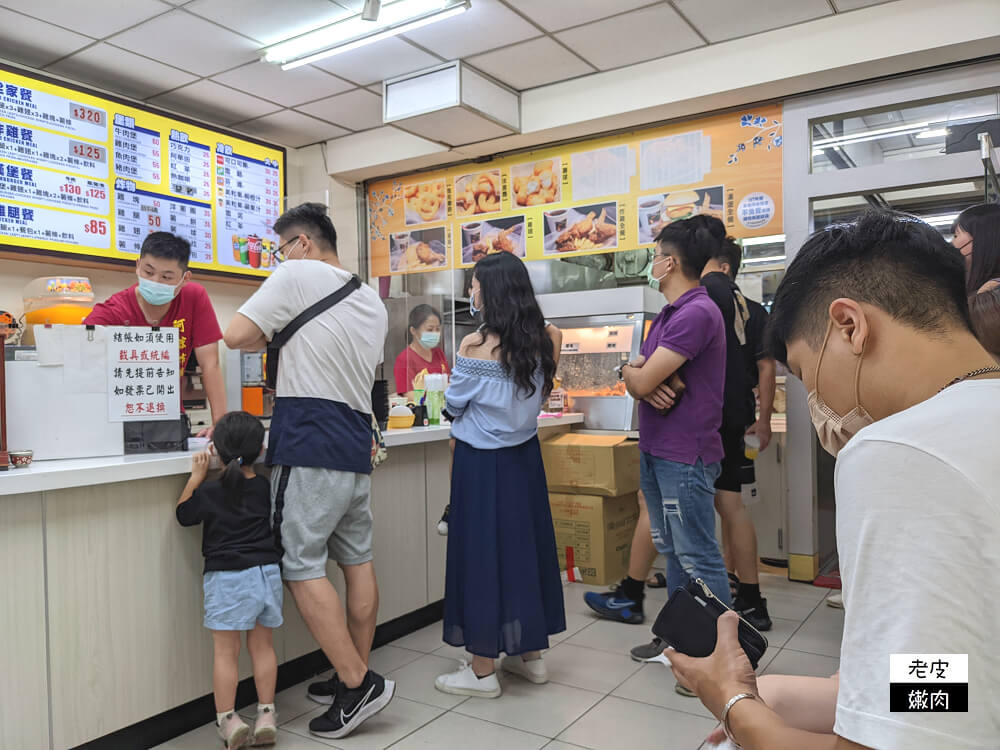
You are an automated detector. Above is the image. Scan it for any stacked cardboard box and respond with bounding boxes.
[542,434,640,585]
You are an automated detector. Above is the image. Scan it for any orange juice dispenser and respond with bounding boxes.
[240,351,273,418]
[21,277,94,345]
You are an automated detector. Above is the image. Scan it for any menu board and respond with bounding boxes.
[368,104,782,275]
[0,64,285,277]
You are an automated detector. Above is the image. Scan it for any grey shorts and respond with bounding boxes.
[271,466,373,581]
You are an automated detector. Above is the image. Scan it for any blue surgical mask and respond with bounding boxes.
[469,290,481,318]
[646,255,670,291]
[137,274,179,305]
[420,331,441,349]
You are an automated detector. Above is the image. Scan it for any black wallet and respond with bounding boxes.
[651,578,768,669]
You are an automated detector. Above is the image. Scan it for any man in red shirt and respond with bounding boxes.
[84,232,225,435]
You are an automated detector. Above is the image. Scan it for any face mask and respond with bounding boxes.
[420,331,441,349]
[137,274,179,306]
[469,290,481,318]
[807,320,874,456]
[646,255,670,291]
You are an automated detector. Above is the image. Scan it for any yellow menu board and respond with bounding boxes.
[0,64,285,278]
[368,103,782,275]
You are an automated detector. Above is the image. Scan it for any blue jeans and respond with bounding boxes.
[640,452,732,607]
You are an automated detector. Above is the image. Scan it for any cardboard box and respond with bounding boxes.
[542,433,640,497]
[549,492,639,585]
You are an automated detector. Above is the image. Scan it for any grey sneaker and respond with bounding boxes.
[630,637,666,663]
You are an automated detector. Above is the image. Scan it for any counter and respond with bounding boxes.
[0,414,583,749]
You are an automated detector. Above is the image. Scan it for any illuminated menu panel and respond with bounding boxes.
[0,63,285,277]
[114,179,213,263]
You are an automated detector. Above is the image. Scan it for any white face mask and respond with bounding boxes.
[807,320,874,456]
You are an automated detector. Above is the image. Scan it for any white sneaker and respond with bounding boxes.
[434,660,502,698]
[217,712,251,749]
[826,592,844,609]
[501,654,548,684]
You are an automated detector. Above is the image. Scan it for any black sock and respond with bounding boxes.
[738,582,761,603]
[621,576,646,605]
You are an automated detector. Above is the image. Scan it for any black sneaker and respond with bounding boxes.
[734,597,772,632]
[308,670,395,739]
[307,673,340,705]
[630,637,666,663]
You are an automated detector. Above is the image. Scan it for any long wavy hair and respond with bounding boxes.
[473,253,556,399]
[954,203,1000,295]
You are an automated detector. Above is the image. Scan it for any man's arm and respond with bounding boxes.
[194,342,226,430]
[726,699,869,750]
[748,356,776,450]
[622,346,687,399]
[224,313,267,351]
[546,323,563,368]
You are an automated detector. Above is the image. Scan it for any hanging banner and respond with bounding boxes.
[367,103,783,276]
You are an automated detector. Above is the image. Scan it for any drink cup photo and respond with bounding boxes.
[544,209,569,234]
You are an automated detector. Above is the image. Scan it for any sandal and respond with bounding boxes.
[645,572,666,588]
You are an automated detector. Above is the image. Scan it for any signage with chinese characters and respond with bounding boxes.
[106,326,180,422]
[890,654,969,713]
[368,104,782,275]
[0,63,285,278]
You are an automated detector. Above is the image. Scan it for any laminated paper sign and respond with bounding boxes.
[106,326,180,422]
[368,103,783,276]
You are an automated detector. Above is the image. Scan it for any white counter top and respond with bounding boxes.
[1,413,584,496]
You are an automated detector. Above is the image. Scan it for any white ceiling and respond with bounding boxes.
[0,0,896,149]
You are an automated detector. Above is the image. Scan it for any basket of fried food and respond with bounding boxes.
[455,171,501,217]
[553,208,617,253]
[513,160,559,207]
[404,181,446,223]
[466,224,522,264]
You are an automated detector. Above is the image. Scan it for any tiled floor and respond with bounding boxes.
[156,572,843,750]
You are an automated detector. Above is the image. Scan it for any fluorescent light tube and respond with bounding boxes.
[263,0,468,70]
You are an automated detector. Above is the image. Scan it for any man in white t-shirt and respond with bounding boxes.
[665,211,1000,750]
[225,203,392,740]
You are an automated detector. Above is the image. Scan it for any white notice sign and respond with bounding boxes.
[106,326,180,422]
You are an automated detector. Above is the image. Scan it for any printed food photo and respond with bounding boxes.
[461,215,526,265]
[543,202,618,255]
[455,170,501,216]
[404,179,447,225]
[390,227,448,271]
[637,185,725,244]
[511,158,561,207]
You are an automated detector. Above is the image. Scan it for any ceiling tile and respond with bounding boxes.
[0,0,170,38]
[556,4,703,71]
[831,0,895,9]
[296,88,382,131]
[502,0,648,32]
[184,0,352,45]
[673,0,832,43]
[0,8,93,68]
[148,80,282,126]
[395,107,514,146]
[465,37,594,91]
[402,0,538,60]
[46,43,198,99]
[331,0,364,10]
[235,110,349,147]
[212,61,354,107]
[107,9,258,76]
[311,37,441,85]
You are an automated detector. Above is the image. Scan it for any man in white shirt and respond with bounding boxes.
[225,203,392,740]
[665,211,1000,750]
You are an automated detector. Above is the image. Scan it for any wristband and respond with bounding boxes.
[721,692,756,747]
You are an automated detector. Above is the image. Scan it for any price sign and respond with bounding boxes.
[106,327,181,422]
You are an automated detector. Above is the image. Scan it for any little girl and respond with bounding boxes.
[177,411,282,749]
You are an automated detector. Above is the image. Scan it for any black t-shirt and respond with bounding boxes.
[176,475,280,573]
[701,272,751,429]
[743,298,770,388]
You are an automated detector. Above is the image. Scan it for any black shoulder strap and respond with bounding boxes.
[270,275,361,350]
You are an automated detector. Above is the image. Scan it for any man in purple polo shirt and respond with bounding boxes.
[612,220,730,642]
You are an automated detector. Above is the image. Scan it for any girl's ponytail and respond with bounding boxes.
[211,411,266,507]
[220,456,247,506]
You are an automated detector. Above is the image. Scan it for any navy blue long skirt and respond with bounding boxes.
[443,436,566,658]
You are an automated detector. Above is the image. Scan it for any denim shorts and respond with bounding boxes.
[203,563,284,631]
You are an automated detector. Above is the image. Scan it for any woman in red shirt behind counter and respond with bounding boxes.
[394,304,450,397]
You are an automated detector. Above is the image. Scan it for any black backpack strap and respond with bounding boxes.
[270,275,361,350]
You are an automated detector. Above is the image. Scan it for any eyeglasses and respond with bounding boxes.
[275,234,307,261]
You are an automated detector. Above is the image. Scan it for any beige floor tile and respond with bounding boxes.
[758,591,822,621]
[564,618,650,657]
[237,675,332,726]
[542,642,642,694]
[388,711,549,750]
[550,610,602,644]
[759,616,804,650]
[783,605,844,658]
[282,696,443,749]
[369,644,427,675]
[391,622,445,653]
[611,662,715,719]
[762,648,840,678]
[758,573,830,602]
[385,653,472,709]
[558,696,717,749]
[455,671,603,737]
[544,743,591,750]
